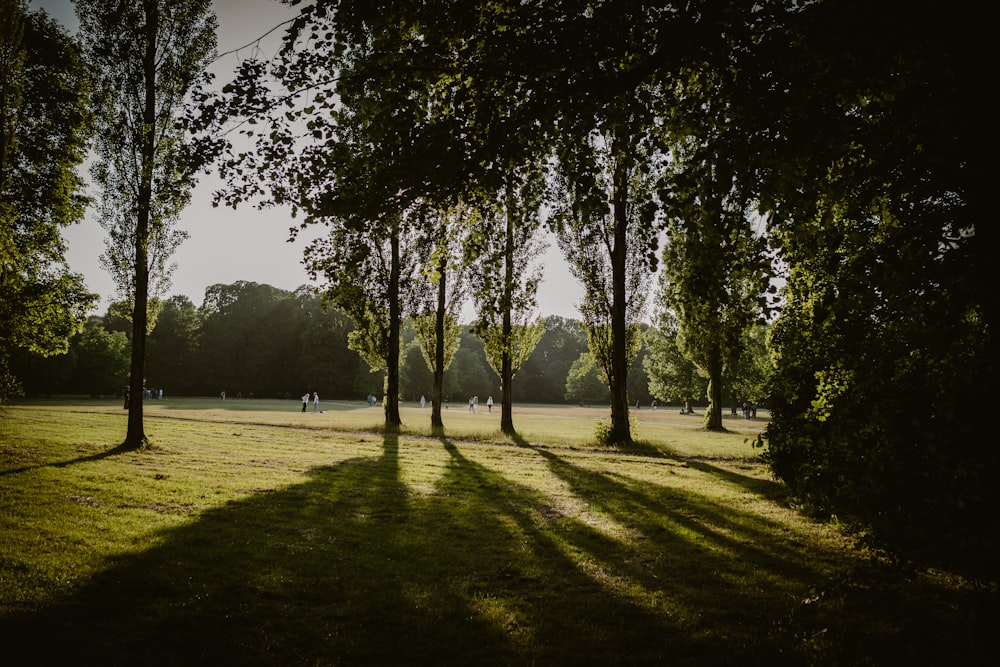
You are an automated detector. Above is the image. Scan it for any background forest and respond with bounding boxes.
[10,280,687,407]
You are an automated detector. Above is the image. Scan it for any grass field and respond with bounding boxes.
[1,398,995,665]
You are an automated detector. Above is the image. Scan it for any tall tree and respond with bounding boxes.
[0,0,94,401]
[658,129,771,431]
[304,210,422,427]
[466,161,547,436]
[551,113,661,445]
[77,0,216,447]
[410,204,468,429]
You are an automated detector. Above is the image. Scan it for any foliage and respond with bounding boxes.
[644,307,704,405]
[563,352,609,405]
[0,0,95,400]
[514,316,589,403]
[72,326,129,397]
[730,1,996,573]
[146,295,200,395]
[657,135,771,430]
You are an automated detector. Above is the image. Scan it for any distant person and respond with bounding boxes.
[302,392,309,413]
[651,399,657,410]
[469,396,474,412]
[158,388,163,400]
[221,390,226,401]
[313,391,320,413]
[487,396,493,412]
[420,395,426,408]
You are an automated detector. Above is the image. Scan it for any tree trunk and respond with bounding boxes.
[431,250,446,429]
[384,219,402,428]
[607,153,632,445]
[124,0,157,449]
[704,350,724,431]
[500,183,516,435]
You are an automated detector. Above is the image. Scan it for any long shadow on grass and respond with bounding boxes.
[0,441,134,477]
[530,448,999,665]
[0,435,684,665]
[2,436,992,666]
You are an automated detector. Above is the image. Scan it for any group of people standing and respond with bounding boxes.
[302,391,320,413]
[122,385,164,409]
[737,401,757,419]
[467,395,494,413]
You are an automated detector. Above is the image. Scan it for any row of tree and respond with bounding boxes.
[11,279,771,410]
[191,0,994,574]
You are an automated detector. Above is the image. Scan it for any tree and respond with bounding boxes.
[196,281,294,398]
[657,135,771,431]
[720,0,995,570]
[466,160,547,436]
[304,211,423,426]
[291,287,360,401]
[146,295,200,396]
[551,113,661,445]
[77,0,216,447]
[0,0,94,401]
[644,307,707,414]
[410,204,468,429]
[727,322,771,410]
[515,316,589,403]
[73,325,129,398]
[564,353,609,405]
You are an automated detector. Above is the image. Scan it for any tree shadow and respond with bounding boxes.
[0,441,136,477]
[682,458,789,505]
[1,436,994,665]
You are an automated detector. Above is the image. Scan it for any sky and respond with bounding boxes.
[28,0,584,320]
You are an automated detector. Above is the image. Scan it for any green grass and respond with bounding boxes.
[1,399,995,665]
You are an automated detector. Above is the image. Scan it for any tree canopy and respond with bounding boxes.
[182,0,993,572]
[0,0,95,401]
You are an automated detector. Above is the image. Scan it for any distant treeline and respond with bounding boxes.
[11,281,659,405]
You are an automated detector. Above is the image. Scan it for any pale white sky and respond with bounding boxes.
[29,0,584,320]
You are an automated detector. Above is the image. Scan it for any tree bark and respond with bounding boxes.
[608,153,632,445]
[704,349,724,431]
[431,249,446,429]
[500,183,516,435]
[384,218,402,428]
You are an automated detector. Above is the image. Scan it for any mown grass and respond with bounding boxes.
[1,399,995,665]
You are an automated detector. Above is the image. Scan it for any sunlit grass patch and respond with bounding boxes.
[1,400,994,665]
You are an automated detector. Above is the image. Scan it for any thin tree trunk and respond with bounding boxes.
[124,0,157,448]
[705,351,724,431]
[385,219,402,428]
[500,183,516,435]
[608,154,632,445]
[431,249,446,429]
